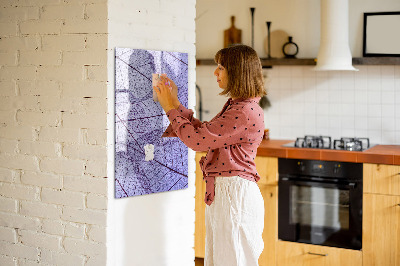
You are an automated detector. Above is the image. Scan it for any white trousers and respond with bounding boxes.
[205,176,264,266]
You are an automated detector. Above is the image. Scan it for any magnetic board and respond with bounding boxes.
[115,47,189,198]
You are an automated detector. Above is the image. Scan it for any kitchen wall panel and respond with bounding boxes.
[196,65,400,145]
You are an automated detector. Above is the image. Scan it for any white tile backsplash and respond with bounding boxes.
[367,91,381,105]
[382,105,395,118]
[196,65,400,144]
[368,104,382,118]
[382,90,395,104]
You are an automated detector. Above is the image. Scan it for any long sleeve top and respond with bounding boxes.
[163,97,265,205]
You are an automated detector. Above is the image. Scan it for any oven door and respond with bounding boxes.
[278,176,362,250]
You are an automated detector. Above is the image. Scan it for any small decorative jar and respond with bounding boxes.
[282,36,299,58]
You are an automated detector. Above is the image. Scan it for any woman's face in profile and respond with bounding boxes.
[214,64,228,90]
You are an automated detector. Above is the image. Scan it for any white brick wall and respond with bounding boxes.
[0,0,108,265]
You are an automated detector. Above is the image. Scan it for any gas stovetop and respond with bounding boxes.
[283,135,374,151]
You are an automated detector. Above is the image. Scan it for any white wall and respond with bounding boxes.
[196,0,400,145]
[107,1,197,266]
[265,65,400,144]
[197,0,400,58]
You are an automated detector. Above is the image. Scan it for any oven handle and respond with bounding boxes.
[280,177,357,189]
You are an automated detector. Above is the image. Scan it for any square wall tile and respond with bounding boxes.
[291,77,304,90]
[342,128,355,137]
[367,91,381,104]
[367,129,382,144]
[291,67,304,78]
[355,116,368,130]
[395,118,400,131]
[316,115,330,128]
[382,117,396,131]
[382,90,395,104]
[382,78,395,91]
[368,117,382,131]
[381,66,395,77]
[341,117,355,129]
[367,76,381,91]
[341,103,355,116]
[355,128,368,138]
[394,66,400,78]
[279,78,291,89]
[329,116,342,129]
[316,103,330,115]
[316,89,329,103]
[354,90,368,104]
[355,104,368,116]
[382,104,395,118]
[341,89,355,104]
[315,77,329,90]
[304,88,316,103]
[329,103,341,116]
[381,131,396,144]
[304,102,316,115]
[328,88,341,103]
[367,104,381,118]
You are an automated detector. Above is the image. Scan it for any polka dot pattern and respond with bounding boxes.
[163,97,265,205]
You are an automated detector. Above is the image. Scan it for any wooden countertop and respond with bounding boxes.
[257,139,400,165]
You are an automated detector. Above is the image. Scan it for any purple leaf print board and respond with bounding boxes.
[114,47,188,199]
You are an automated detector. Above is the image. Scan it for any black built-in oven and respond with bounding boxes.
[278,158,363,250]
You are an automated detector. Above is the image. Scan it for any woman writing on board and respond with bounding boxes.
[154,44,266,266]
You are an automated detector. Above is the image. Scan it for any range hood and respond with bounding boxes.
[314,0,358,71]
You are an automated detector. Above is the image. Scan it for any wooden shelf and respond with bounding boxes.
[196,57,400,67]
[352,57,400,65]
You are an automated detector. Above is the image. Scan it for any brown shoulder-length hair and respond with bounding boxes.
[214,44,266,99]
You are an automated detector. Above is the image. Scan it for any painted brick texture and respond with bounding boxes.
[0,0,108,265]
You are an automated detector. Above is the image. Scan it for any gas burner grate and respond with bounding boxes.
[295,135,332,149]
[333,137,370,151]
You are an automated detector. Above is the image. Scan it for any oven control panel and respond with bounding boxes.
[280,158,362,180]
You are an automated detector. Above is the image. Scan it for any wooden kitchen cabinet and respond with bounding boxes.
[256,156,278,266]
[363,193,400,266]
[255,156,278,186]
[276,241,362,266]
[195,152,207,258]
[363,163,400,266]
[364,163,400,196]
[258,184,278,266]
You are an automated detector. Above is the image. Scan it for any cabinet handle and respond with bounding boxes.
[307,252,328,257]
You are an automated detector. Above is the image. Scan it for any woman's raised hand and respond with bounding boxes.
[161,75,180,109]
[153,76,175,113]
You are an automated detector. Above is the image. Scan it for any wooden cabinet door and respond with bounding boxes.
[363,193,400,266]
[276,241,362,266]
[364,164,400,196]
[255,156,278,186]
[259,185,278,266]
[195,152,207,258]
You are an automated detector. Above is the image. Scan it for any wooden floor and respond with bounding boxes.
[195,257,204,266]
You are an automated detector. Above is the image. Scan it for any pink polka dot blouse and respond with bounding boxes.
[163,97,265,205]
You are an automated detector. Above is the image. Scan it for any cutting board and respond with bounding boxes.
[224,16,242,48]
